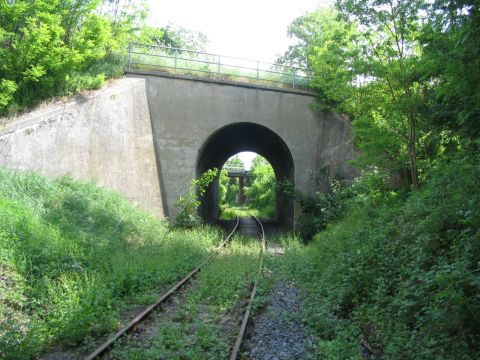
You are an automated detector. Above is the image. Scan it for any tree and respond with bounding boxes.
[245,155,275,216]
[276,9,331,69]
[337,0,428,189]
[219,156,244,207]
[420,0,480,144]
[0,0,207,115]
[138,24,207,51]
[282,3,429,189]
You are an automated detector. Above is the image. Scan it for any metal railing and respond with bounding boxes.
[223,165,246,172]
[127,43,310,89]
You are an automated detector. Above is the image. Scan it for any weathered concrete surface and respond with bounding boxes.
[0,71,358,226]
[127,70,358,223]
[0,78,164,217]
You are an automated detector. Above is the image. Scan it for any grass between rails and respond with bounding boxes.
[272,156,480,359]
[108,235,262,359]
[220,205,274,221]
[0,168,225,359]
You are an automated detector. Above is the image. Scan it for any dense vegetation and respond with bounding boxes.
[220,155,276,220]
[109,236,261,359]
[0,0,206,116]
[280,0,479,187]
[0,169,224,359]
[273,0,480,357]
[1,0,479,358]
[245,156,276,218]
[277,155,479,358]
[219,155,244,210]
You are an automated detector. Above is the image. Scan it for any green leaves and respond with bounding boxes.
[175,168,219,228]
[0,79,17,109]
[279,155,480,358]
[0,1,208,115]
[245,155,276,215]
[0,167,223,358]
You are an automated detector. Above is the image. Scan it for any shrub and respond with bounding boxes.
[0,168,223,358]
[175,169,218,228]
[280,155,480,358]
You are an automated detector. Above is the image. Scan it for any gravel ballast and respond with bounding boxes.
[245,282,315,359]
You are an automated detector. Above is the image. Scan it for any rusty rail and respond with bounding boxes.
[230,215,266,359]
[84,216,240,360]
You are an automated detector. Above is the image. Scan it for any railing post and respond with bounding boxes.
[128,43,132,68]
[256,61,259,80]
[292,69,296,88]
[174,49,178,74]
[217,55,221,76]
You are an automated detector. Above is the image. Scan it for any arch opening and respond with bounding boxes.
[197,122,294,228]
[219,153,276,220]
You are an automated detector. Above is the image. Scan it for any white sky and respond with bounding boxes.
[235,152,257,170]
[147,0,330,169]
[148,0,328,63]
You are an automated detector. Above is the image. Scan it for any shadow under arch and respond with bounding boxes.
[197,122,294,229]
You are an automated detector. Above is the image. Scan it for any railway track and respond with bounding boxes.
[230,216,266,360]
[84,215,265,360]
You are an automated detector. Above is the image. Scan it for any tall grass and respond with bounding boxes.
[109,235,261,359]
[0,168,223,359]
[220,205,274,220]
[276,156,480,358]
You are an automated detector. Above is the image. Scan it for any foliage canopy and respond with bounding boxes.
[0,0,207,116]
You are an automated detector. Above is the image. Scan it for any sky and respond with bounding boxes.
[147,0,329,169]
[148,0,328,63]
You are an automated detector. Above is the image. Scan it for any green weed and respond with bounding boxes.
[0,168,224,359]
[109,235,261,359]
[220,205,274,220]
[275,156,480,358]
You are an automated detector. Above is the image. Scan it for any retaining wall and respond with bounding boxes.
[0,78,164,217]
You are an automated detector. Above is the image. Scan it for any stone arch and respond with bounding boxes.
[197,122,294,228]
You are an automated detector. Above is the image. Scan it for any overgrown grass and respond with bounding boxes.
[220,205,274,220]
[0,168,224,359]
[109,235,261,359]
[275,156,480,358]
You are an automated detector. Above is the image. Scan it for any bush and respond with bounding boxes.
[0,168,223,358]
[0,1,207,116]
[175,169,218,228]
[280,155,480,358]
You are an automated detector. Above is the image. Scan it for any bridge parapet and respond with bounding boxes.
[127,43,311,90]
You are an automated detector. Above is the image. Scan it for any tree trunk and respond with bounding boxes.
[407,110,419,190]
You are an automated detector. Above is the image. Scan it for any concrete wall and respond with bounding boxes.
[126,70,358,221]
[0,71,357,224]
[0,78,164,217]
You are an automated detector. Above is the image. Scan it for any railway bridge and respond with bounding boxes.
[0,46,358,229]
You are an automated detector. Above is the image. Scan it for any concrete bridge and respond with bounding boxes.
[0,70,358,228]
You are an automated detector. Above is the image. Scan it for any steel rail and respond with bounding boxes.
[129,50,308,77]
[128,61,308,83]
[129,51,220,66]
[84,216,240,360]
[230,215,266,360]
